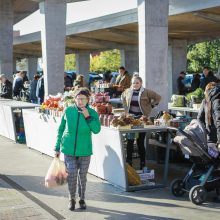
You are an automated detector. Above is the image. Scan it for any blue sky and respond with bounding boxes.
[14,0,137,35]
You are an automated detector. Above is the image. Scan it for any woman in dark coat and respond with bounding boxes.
[197,82,220,150]
[0,74,12,99]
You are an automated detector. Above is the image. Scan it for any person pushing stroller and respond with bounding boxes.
[171,82,220,205]
[197,82,220,156]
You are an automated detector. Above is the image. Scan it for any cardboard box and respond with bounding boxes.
[138,170,155,180]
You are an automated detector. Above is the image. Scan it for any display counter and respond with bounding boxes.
[22,109,60,157]
[109,98,122,108]
[23,109,174,191]
[168,103,199,117]
[0,100,39,141]
[0,98,11,101]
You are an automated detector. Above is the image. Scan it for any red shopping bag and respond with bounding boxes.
[45,157,68,188]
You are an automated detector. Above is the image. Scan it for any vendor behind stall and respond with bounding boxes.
[114,66,131,95]
[121,75,161,169]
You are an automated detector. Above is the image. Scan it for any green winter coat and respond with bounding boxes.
[55,104,101,156]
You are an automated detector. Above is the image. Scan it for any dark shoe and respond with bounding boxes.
[79,200,86,209]
[68,199,76,211]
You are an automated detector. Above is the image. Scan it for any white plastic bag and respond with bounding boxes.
[45,157,68,188]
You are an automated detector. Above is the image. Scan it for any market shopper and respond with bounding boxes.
[200,67,217,90]
[64,73,73,91]
[191,73,201,91]
[121,75,161,169]
[12,71,26,98]
[177,71,188,95]
[73,74,84,89]
[30,74,40,103]
[197,82,220,149]
[54,88,101,211]
[0,74,12,99]
[36,75,44,104]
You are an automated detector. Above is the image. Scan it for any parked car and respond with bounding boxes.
[184,74,193,85]
[89,72,103,85]
[64,70,104,86]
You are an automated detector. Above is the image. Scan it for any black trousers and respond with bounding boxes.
[126,133,146,166]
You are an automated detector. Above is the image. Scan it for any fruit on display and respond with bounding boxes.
[92,92,110,103]
[139,116,154,125]
[41,96,62,110]
[110,114,153,128]
[39,94,64,117]
[111,118,126,127]
[162,111,172,125]
[92,102,112,115]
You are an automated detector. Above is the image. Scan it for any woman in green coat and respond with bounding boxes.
[54,88,101,211]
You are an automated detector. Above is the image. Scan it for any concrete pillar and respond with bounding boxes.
[168,45,173,100]
[0,0,14,80]
[40,0,66,97]
[27,57,38,80]
[170,40,187,94]
[120,50,125,67]
[138,0,169,111]
[120,48,139,75]
[75,51,90,86]
[13,58,17,74]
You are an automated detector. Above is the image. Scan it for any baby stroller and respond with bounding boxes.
[171,119,220,205]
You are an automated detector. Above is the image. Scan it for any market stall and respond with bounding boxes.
[0,100,39,142]
[22,108,175,191]
[90,125,173,191]
[168,88,203,118]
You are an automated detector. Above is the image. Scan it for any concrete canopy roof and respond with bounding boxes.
[13,0,88,24]
[14,0,39,24]
[13,4,220,58]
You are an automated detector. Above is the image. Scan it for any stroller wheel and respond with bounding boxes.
[189,185,207,205]
[170,179,185,197]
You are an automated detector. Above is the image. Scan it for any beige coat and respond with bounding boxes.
[121,87,161,117]
[115,73,132,90]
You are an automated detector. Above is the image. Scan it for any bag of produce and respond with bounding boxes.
[126,164,141,186]
[45,157,68,188]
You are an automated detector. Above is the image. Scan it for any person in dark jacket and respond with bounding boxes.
[12,71,25,97]
[30,74,40,103]
[191,73,201,91]
[177,71,188,95]
[197,82,220,201]
[200,67,217,90]
[0,74,12,99]
[36,75,44,104]
[197,82,220,147]
[54,88,101,211]
[64,73,73,91]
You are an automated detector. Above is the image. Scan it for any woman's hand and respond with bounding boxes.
[81,107,90,118]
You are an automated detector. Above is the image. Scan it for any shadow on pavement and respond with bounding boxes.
[75,206,181,220]
[1,173,220,212]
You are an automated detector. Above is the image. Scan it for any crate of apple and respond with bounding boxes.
[41,97,62,110]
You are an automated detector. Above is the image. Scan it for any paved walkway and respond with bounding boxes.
[0,135,220,220]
